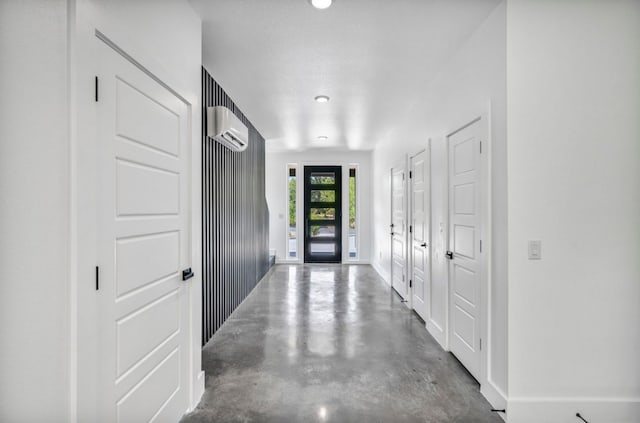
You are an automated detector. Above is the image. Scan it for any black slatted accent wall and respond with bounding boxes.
[202,67,269,346]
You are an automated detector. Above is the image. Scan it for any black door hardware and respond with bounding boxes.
[182,268,194,281]
[446,251,454,260]
[421,242,427,247]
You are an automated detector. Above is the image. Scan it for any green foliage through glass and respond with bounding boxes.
[288,176,296,227]
[309,173,335,184]
[349,173,356,229]
[310,190,335,202]
[310,208,335,220]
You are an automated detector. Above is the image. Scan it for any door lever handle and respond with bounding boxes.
[421,242,427,247]
[182,268,194,281]
[446,251,454,260]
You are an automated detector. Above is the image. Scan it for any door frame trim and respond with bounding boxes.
[95,30,189,104]
[445,113,491,392]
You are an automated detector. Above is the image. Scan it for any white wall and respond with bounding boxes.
[266,150,372,264]
[371,1,507,406]
[0,1,71,420]
[1,1,203,421]
[506,1,640,421]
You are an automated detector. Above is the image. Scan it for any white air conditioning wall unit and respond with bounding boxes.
[206,106,249,152]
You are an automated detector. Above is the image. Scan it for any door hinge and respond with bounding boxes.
[480,240,483,253]
[402,274,405,282]
[409,171,412,178]
[479,140,482,154]
[95,266,99,290]
[409,279,413,288]
[480,338,482,351]
[95,76,99,102]
[409,225,412,233]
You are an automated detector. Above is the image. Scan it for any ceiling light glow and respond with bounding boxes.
[310,0,332,10]
[314,95,330,103]
[317,136,328,140]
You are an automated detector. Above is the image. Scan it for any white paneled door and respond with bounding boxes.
[96,40,191,422]
[410,149,430,320]
[447,119,483,381]
[391,165,408,300]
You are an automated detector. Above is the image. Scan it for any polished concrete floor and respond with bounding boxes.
[182,264,502,423]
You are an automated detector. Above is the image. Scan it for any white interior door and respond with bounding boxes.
[447,119,483,381]
[391,165,408,300]
[410,149,430,320]
[96,39,191,422]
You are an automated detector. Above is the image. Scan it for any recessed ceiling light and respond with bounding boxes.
[314,95,330,103]
[317,136,328,140]
[310,0,332,10]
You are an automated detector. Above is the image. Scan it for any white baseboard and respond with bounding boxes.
[481,379,507,419]
[275,258,301,264]
[191,370,205,410]
[276,256,372,264]
[371,261,390,286]
[345,260,371,264]
[426,319,447,350]
[274,258,371,265]
[507,396,640,423]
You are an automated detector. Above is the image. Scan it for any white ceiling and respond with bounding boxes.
[190,0,501,152]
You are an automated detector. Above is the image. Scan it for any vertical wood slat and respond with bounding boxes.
[201,68,270,346]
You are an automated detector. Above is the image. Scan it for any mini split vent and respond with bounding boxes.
[207,106,249,152]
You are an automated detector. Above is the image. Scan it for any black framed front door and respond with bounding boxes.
[304,166,342,263]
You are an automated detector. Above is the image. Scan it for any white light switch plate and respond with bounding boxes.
[528,240,542,260]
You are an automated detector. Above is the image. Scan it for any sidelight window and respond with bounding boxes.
[349,167,357,258]
[287,166,297,258]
